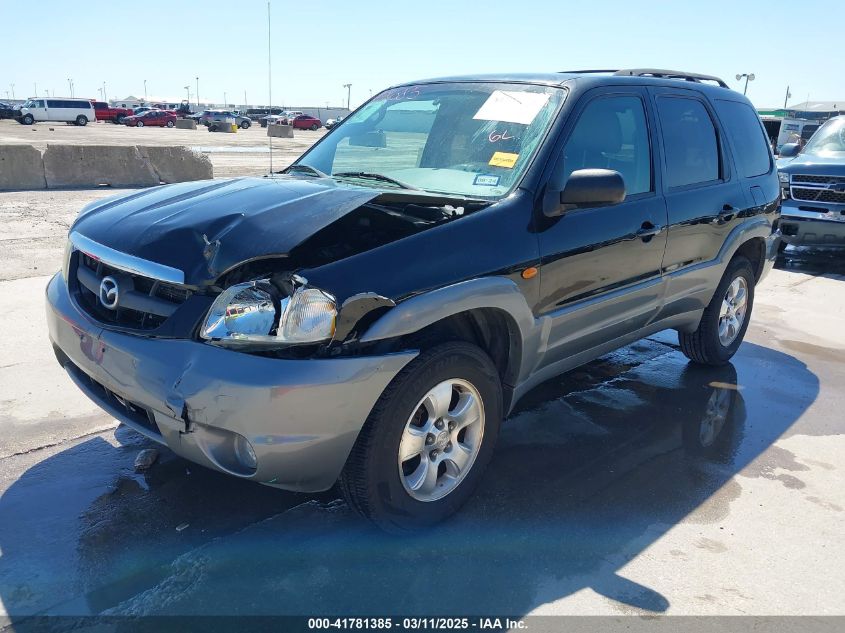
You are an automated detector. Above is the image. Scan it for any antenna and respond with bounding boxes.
[267,0,273,175]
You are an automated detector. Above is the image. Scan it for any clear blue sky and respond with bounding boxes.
[1,0,839,109]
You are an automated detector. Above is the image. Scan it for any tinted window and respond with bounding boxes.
[715,99,771,177]
[657,97,720,188]
[562,95,652,196]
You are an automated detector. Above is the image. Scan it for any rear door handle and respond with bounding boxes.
[636,221,664,239]
[714,204,737,223]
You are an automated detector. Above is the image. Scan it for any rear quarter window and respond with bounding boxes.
[715,99,772,177]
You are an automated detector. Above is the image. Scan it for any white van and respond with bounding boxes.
[16,98,96,126]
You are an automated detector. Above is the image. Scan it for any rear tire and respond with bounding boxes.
[310,123,319,131]
[340,342,502,533]
[679,256,755,366]
[115,114,125,124]
[75,115,88,126]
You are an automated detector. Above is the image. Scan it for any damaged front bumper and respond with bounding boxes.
[46,273,417,492]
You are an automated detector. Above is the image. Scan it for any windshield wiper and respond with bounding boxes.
[333,171,420,190]
[282,164,329,178]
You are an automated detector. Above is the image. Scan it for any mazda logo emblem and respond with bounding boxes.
[99,276,119,310]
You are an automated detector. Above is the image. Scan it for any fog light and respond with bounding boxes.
[234,434,258,471]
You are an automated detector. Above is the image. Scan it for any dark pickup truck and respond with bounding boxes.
[47,68,780,532]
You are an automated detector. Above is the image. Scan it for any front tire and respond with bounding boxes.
[340,342,502,533]
[22,114,34,125]
[310,123,319,131]
[240,120,251,129]
[75,115,88,126]
[679,256,755,365]
[136,120,144,128]
[166,120,174,128]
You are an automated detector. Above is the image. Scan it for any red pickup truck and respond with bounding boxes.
[91,101,134,124]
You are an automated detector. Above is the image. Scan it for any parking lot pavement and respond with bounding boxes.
[0,119,324,178]
[0,184,843,618]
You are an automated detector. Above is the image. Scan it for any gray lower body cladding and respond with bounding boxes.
[45,273,417,492]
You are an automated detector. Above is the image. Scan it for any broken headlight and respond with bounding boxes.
[201,280,336,346]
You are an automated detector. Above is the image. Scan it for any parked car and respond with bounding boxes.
[123,109,177,127]
[199,110,252,129]
[130,106,156,117]
[291,114,321,130]
[777,115,845,249]
[324,115,344,130]
[91,101,134,124]
[0,102,17,119]
[15,97,95,126]
[47,69,780,532]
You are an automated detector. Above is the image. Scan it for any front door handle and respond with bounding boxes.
[636,221,664,240]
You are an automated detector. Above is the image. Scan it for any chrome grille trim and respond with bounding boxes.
[69,231,186,285]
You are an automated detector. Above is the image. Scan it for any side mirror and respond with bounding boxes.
[544,169,626,218]
[779,143,801,158]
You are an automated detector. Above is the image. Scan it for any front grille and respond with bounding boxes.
[790,175,845,205]
[791,187,845,205]
[792,174,845,185]
[74,253,192,330]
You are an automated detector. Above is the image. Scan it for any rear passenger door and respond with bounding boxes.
[649,88,745,274]
[535,88,668,367]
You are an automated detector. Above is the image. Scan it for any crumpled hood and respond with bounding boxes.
[71,177,378,286]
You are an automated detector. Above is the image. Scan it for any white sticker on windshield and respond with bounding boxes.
[473,91,551,125]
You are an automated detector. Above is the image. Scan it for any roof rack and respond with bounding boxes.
[559,68,728,88]
[613,68,729,88]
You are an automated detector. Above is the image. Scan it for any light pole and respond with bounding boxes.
[196,76,200,107]
[783,85,792,109]
[736,73,755,96]
[224,91,227,107]
[184,85,191,102]
[9,84,14,100]
[34,82,37,98]
[244,89,247,108]
[343,83,351,110]
[143,79,147,103]
[67,78,73,98]
[103,81,107,102]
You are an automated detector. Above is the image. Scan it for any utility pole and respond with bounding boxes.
[343,83,352,110]
[67,78,73,98]
[735,73,755,96]
[143,79,147,103]
[783,85,792,109]
[196,76,200,107]
[224,91,227,107]
[103,81,107,102]
[9,84,14,100]
[244,89,247,108]
[34,82,37,98]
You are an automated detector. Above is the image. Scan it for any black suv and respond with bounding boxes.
[47,69,780,532]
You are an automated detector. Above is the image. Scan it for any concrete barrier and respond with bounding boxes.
[0,145,47,190]
[139,146,213,183]
[43,145,159,188]
[175,119,197,130]
[268,124,294,138]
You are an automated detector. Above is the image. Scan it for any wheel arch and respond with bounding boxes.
[357,277,536,412]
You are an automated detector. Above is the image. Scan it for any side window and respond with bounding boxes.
[562,95,652,196]
[714,100,772,177]
[46,100,57,108]
[657,97,720,188]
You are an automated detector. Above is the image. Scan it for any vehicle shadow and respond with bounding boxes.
[0,339,818,620]
[776,245,845,277]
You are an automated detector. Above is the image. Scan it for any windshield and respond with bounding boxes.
[295,82,566,199]
[802,117,845,155]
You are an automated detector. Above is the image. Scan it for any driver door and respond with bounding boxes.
[535,87,668,368]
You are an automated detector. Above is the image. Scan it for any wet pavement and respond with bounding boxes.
[0,248,843,620]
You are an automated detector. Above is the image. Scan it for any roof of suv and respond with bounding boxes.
[395,69,736,98]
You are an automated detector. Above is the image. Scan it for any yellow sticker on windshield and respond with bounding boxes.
[489,152,519,168]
